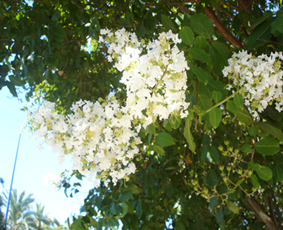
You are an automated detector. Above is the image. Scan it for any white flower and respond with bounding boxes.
[223,50,283,114]
[28,28,193,187]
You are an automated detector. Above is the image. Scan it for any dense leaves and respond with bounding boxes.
[3,0,283,229]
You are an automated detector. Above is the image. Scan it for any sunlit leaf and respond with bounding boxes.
[179,26,194,46]
[255,136,280,155]
[256,166,273,181]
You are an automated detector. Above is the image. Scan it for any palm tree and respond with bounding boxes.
[27,203,60,230]
[2,189,34,230]
[0,195,5,230]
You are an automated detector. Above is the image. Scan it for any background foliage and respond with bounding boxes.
[2,189,64,230]
[1,0,283,229]
[0,195,5,230]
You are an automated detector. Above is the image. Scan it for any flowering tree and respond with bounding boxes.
[2,0,283,229]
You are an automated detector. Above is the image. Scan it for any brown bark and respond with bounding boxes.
[245,197,279,230]
[237,0,252,13]
[204,6,242,49]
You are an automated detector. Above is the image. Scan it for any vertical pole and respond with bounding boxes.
[4,133,21,226]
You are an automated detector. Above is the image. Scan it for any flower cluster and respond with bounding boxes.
[223,50,283,117]
[28,95,140,187]
[28,28,190,187]
[99,28,190,128]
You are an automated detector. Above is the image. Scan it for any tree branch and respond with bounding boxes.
[268,196,279,230]
[219,6,235,19]
[219,2,239,11]
[204,6,242,49]
[145,0,200,7]
[271,186,283,229]
[245,197,279,230]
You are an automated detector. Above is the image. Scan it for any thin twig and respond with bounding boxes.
[219,2,239,11]
[203,88,244,115]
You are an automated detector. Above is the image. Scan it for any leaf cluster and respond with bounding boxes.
[3,0,283,229]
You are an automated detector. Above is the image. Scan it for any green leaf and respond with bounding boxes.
[209,197,217,212]
[189,13,214,39]
[126,202,135,214]
[194,36,207,49]
[7,83,17,97]
[271,14,283,34]
[156,132,175,146]
[154,144,165,155]
[53,24,66,38]
[201,146,208,162]
[198,94,213,110]
[255,136,280,155]
[215,207,225,229]
[227,100,237,114]
[248,162,261,171]
[236,179,243,185]
[274,165,283,182]
[250,174,260,188]
[227,201,240,215]
[108,217,119,228]
[209,42,231,75]
[193,105,202,114]
[257,122,283,141]
[184,118,196,153]
[246,19,274,49]
[188,64,212,84]
[145,123,156,135]
[130,185,143,195]
[176,222,186,230]
[70,218,85,229]
[233,94,243,109]
[240,144,252,153]
[89,217,98,227]
[119,203,128,215]
[136,202,143,218]
[256,166,273,181]
[9,75,25,86]
[119,190,133,202]
[179,26,194,46]
[110,203,120,215]
[207,146,219,164]
[250,11,273,30]
[161,14,176,32]
[209,107,222,129]
[212,91,222,103]
[163,120,172,131]
[248,126,258,137]
[207,79,228,98]
[235,109,252,125]
[52,10,61,21]
[207,170,218,188]
[187,48,212,64]
[202,134,210,145]
[168,114,182,129]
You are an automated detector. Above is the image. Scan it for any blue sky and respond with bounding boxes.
[0,87,93,224]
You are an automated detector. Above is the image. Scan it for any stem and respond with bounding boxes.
[202,88,244,115]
